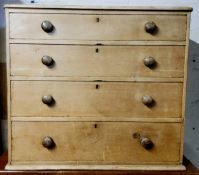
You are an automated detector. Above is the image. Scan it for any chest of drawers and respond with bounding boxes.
[5,4,192,170]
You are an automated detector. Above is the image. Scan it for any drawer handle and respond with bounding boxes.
[142,95,154,106]
[42,95,54,105]
[42,55,54,67]
[140,137,154,150]
[143,56,156,67]
[42,136,55,149]
[145,21,157,34]
[41,20,54,33]
[133,132,154,150]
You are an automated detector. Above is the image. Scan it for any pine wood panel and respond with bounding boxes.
[10,44,185,78]
[11,116,183,122]
[9,39,186,45]
[10,76,184,82]
[1,152,199,172]
[11,81,182,118]
[11,121,181,164]
[179,13,192,163]
[5,5,192,170]
[10,13,186,41]
[6,8,12,165]
[4,4,193,11]
[5,164,186,171]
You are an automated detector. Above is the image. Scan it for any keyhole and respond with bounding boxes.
[96,84,99,89]
[94,124,98,128]
[95,48,99,53]
[96,17,100,22]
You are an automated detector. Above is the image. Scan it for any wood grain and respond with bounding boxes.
[5,8,12,165]
[11,116,183,123]
[10,13,187,41]
[11,121,181,164]
[5,164,186,171]
[11,81,183,118]
[10,44,185,78]
[10,76,184,82]
[179,12,192,164]
[9,39,186,45]
[4,4,193,11]
[1,152,199,173]
[5,5,192,170]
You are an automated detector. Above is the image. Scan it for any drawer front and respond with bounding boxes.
[11,81,182,118]
[10,44,185,78]
[11,121,181,164]
[10,13,186,41]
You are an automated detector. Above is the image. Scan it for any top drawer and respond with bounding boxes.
[9,13,187,41]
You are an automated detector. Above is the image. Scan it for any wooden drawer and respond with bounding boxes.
[11,121,181,164]
[11,81,182,118]
[10,44,185,78]
[10,13,186,41]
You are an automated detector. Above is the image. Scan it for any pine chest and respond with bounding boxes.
[5,4,192,170]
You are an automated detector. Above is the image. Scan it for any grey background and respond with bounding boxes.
[0,0,199,168]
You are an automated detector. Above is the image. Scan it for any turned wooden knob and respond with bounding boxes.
[143,57,156,67]
[42,136,55,149]
[145,21,157,34]
[42,55,54,66]
[41,20,54,33]
[140,137,154,150]
[133,132,154,150]
[142,95,154,106]
[42,95,54,105]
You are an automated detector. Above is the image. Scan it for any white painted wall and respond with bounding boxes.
[1,0,199,168]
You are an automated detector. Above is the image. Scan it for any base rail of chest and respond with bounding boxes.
[5,164,186,171]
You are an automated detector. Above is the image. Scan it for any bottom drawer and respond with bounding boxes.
[11,121,182,165]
